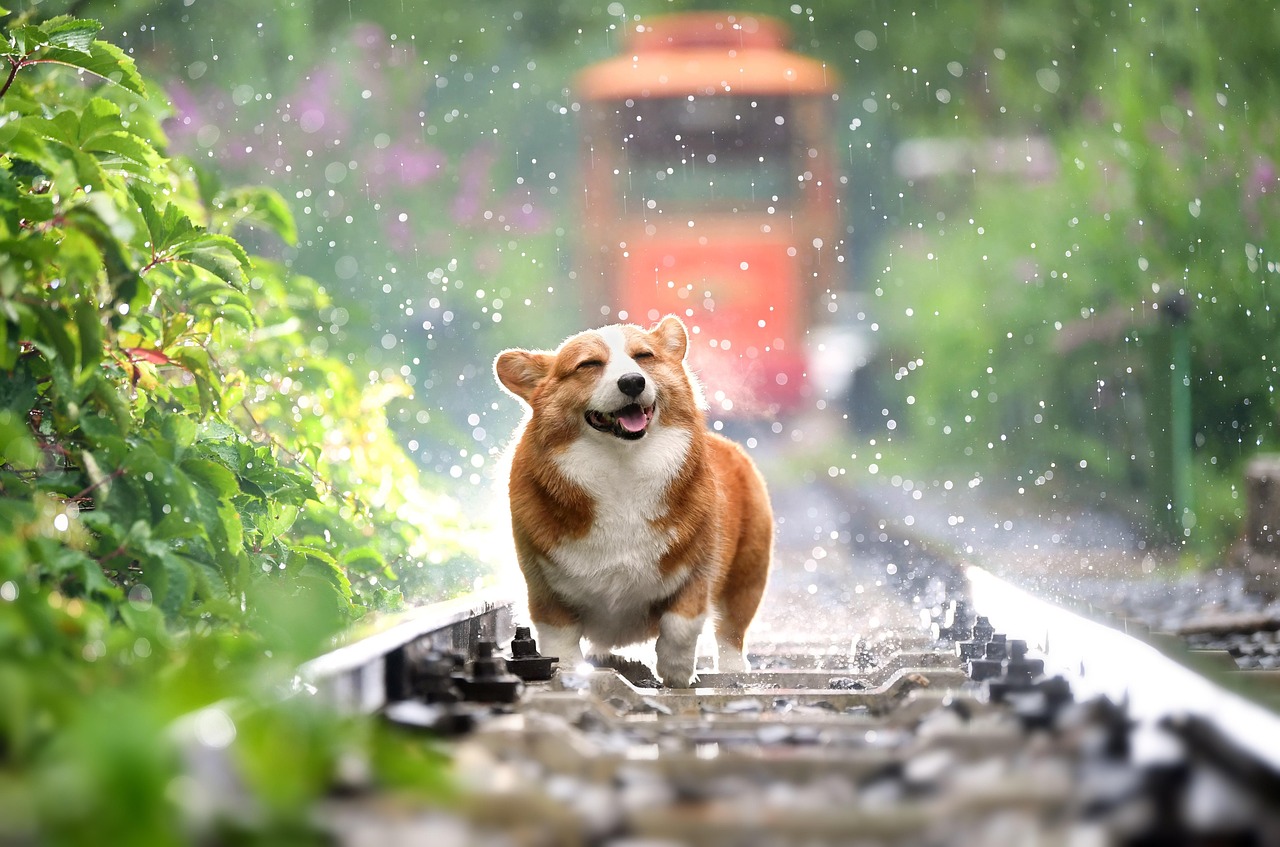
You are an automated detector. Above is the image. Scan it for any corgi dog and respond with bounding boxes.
[494,315,773,687]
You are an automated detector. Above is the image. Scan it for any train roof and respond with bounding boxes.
[576,12,836,100]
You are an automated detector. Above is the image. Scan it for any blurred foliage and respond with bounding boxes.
[864,1,1280,550]
[1,8,464,842]
[61,0,595,469]
[42,0,1273,553]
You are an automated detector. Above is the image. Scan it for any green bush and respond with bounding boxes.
[1,9,460,842]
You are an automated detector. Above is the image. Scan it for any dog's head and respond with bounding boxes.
[495,315,702,441]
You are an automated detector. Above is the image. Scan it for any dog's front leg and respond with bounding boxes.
[518,548,586,669]
[655,576,710,687]
[534,621,585,668]
[655,611,706,688]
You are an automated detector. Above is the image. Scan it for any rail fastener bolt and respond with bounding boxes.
[454,641,525,703]
[988,639,1046,702]
[936,598,972,642]
[957,615,996,661]
[967,633,1008,681]
[505,626,559,682]
[407,650,464,704]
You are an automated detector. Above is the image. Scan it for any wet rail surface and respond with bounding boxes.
[284,493,1280,847]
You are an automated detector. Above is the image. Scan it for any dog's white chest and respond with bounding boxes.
[546,427,692,627]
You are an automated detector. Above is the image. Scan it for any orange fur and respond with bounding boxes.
[495,316,773,686]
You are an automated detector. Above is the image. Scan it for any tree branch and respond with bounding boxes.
[1,57,21,99]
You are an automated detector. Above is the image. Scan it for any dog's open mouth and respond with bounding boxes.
[585,403,655,440]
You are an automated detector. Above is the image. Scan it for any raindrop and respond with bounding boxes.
[1036,68,1060,93]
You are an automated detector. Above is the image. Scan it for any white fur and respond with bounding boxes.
[533,622,586,667]
[548,424,691,649]
[655,612,706,688]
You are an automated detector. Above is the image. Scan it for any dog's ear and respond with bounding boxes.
[651,315,688,361]
[495,349,552,403]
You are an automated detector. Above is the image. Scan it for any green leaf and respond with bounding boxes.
[215,302,254,330]
[132,188,251,289]
[155,551,193,614]
[62,195,141,311]
[217,186,297,245]
[72,297,102,374]
[183,278,248,309]
[79,447,111,502]
[33,302,78,369]
[85,131,162,175]
[77,97,124,142]
[37,40,146,97]
[42,541,120,599]
[0,352,38,412]
[160,415,197,460]
[0,318,14,372]
[38,17,102,54]
[123,443,194,523]
[294,548,353,606]
[56,227,104,286]
[217,500,245,557]
[242,459,315,505]
[86,376,131,433]
[0,123,52,170]
[21,111,79,147]
[254,502,299,547]
[129,184,167,252]
[196,420,238,442]
[172,237,249,287]
[0,168,20,234]
[166,344,213,380]
[0,407,39,468]
[341,545,396,581]
[8,25,41,57]
[77,407,124,443]
[181,457,238,500]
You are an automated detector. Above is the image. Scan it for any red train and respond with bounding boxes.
[575,12,842,415]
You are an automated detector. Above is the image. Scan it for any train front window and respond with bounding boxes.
[609,94,797,212]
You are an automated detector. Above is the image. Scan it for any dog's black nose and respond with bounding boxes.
[617,372,646,398]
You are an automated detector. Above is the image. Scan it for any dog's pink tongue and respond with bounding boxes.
[617,406,648,433]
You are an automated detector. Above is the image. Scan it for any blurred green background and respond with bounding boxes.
[60,0,1280,547]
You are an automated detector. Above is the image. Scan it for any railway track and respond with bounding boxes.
[278,556,1280,847]
[175,463,1280,846]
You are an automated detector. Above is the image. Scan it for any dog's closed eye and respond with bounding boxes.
[576,359,604,371]
[632,350,654,361]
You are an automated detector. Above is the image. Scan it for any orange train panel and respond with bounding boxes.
[620,234,806,411]
[576,12,836,101]
[628,12,790,51]
[576,48,834,100]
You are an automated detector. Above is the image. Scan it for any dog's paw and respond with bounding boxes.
[656,660,698,688]
[660,672,698,689]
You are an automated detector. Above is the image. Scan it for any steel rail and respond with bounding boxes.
[298,566,1280,779]
[967,563,1280,773]
[297,589,518,713]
